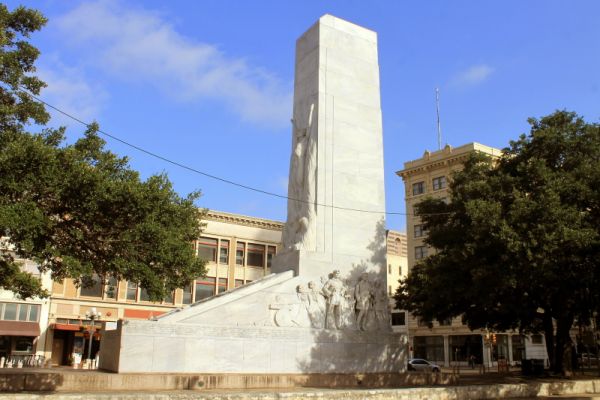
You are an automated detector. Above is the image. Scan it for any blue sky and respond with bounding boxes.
[8,0,600,232]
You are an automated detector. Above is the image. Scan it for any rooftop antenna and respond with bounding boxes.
[435,87,442,150]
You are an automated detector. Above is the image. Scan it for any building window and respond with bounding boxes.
[197,237,218,262]
[80,274,103,298]
[512,335,525,362]
[182,284,193,305]
[432,176,446,191]
[234,279,244,288]
[391,312,406,326]
[163,290,174,304]
[412,181,425,195]
[218,239,229,264]
[247,243,265,267]
[414,224,427,238]
[195,277,216,301]
[414,336,444,362]
[417,317,431,327]
[439,318,452,326]
[388,285,392,295]
[415,246,428,260]
[388,264,391,274]
[531,334,543,344]
[398,266,402,276]
[139,287,151,302]
[15,337,34,353]
[18,304,28,321]
[126,282,138,301]
[236,242,245,265]
[105,276,118,300]
[267,246,276,268]
[3,303,17,320]
[217,278,228,293]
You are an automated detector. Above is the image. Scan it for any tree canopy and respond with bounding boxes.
[0,4,206,301]
[396,111,600,373]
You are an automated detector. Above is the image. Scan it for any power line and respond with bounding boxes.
[15,87,452,217]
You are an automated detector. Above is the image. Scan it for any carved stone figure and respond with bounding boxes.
[341,279,357,330]
[354,273,372,331]
[282,101,317,251]
[294,284,312,327]
[322,270,345,330]
[269,295,303,327]
[307,281,325,328]
[373,280,390,330]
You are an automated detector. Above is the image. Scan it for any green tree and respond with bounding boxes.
[396,111,600,374]
[0,4,206,301]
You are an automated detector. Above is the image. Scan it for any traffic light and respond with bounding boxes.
[492,334,497,345]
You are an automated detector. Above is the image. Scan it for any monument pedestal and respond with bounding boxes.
[100,270,406,374]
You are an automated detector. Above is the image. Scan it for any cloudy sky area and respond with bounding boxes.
[8,0,600,231]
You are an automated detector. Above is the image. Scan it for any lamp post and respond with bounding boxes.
[85,307,101,368]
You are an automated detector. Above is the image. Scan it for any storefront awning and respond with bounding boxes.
[0,321,40,337]
[53,323,81,331]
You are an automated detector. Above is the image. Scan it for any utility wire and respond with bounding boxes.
[16,87,453,217]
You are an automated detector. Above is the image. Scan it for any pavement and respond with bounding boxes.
[0,368,599,400]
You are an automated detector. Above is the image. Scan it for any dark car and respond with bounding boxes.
[407,358,441,372]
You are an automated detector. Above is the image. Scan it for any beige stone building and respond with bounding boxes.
[0,239,51,365]
[397,143,548,367]
[386,230,408,333]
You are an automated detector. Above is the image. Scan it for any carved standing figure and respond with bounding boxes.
[373,280,390,330]
[354,273,372,331]
[322,270,345,330]
[282,101,317,251]
[294,284,312,327]
[307,281,325,328]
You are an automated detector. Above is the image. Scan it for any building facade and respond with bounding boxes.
[386,230,408,334]
[397,143,549,367]
[0,245,51,366]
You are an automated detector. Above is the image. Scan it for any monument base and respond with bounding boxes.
[99,271,407,374]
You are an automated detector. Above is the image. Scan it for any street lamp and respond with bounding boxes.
[85,307,102,368]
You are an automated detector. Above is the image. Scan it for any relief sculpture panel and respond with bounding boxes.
[268,269,391,332]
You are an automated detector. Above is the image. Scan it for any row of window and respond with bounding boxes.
[418,317,452,327]
[197,237,276,268]
[76,275,254,304]
[412,176,447,196]
[0,302,40,322]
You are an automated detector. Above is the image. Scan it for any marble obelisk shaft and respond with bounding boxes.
[275,14,386,280]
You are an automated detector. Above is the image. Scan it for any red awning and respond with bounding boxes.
[0,321,40,337]
[53,323,81,331]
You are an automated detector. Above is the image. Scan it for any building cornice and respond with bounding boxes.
[203,210,284,231]
[396,142,502,179]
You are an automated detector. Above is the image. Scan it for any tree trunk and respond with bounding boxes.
[543,313,555,371]
[553,315,575,375]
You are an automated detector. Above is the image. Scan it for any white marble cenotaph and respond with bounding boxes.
[99,15,407,375]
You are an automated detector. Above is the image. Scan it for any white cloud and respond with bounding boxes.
[449,64,494,88]
[53,0,292,128]
[37,60,107,128]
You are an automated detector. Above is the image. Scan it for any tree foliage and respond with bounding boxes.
[396,111,600,373]
[0,4,206,301]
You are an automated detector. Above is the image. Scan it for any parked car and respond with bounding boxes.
[407,358,441,372]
